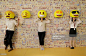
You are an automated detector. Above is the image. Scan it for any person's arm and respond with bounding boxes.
[5,19,7,35]
[69,18,72,24]
[15,18,19,27]
[5,26,7,35]
[34,18,39,23]
[41,18,43,22]
[77,18,82,24]
[45,18,50,23]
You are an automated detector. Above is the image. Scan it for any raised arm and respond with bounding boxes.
[14,18,19,27]
[34,18,39,23]
[77,18,82,24]
[45,18,50,23]
[69,18,72,24]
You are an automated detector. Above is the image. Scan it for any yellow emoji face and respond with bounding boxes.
[5,11,15,18]
[70,10,79,17]
[38,10,47,18]
[21,10,31,18]
[54,10,63,18]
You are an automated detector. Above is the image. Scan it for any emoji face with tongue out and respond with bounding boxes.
[38,10,47,18]
[5,10,15,19]
[54,10,63,18]
[70,10,79,18]
[21,10,31,18]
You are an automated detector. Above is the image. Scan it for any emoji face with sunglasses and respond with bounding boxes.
[70,10,79,17]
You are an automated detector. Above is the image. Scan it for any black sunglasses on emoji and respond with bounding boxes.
[72,11,79,14]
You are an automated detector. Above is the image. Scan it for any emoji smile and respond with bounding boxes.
[74,15,78,16]
[39,15,44,17]
[6,16,10,17]
[74,14,78,16]
[56,14,62,16]
[23,16,26,17]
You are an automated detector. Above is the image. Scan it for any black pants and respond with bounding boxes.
[38,31,46,45]
[4,30,14,48]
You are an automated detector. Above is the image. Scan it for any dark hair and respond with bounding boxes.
[39,18,45,20]
[71,17,76,22]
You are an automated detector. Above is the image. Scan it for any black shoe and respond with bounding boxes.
[5,47,7,50]
[70,47,74,49]
[8,48,13,52]
[72,47,74,49]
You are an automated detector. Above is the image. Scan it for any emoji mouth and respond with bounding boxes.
[23,16,26,17]
[39,15,44,17]
[56,14,62,16]
[6,16,10,17]
[57,15,62,16]
[74,15,78,16]
[73,14,79,16]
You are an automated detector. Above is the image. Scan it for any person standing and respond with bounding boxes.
[34,18,50,50]
[69,17,81,49]
[4,18,19,52]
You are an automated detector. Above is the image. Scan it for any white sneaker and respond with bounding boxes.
[41,47,44,50]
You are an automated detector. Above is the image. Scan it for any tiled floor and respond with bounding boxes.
[0,47,86,56]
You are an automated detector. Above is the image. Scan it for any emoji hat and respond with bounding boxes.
[5,10,15,18]
[21,10,31,18]
[70,10,79,17]
[38,10,47,18]
[54,10,63,18]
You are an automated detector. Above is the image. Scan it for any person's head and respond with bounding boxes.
[39,18,45,20]
[71,17,76,22]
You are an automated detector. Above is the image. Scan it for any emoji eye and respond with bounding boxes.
[27,14,28,16]
[40,12,41,14]
[43,12,44,14]
[56,11,59,13]
[60,11,62,13]
[77,11,79,13]
[72,11,76,14]
[8,13,10,15]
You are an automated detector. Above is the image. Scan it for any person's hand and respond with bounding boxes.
[16,17,20,27]
[73,19,74,22]
[18,18,20,21]
[41,18,43,22]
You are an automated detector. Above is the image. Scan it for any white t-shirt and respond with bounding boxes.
[6,19,18,31]
[34,18,50,32]
[69,18,81,28]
